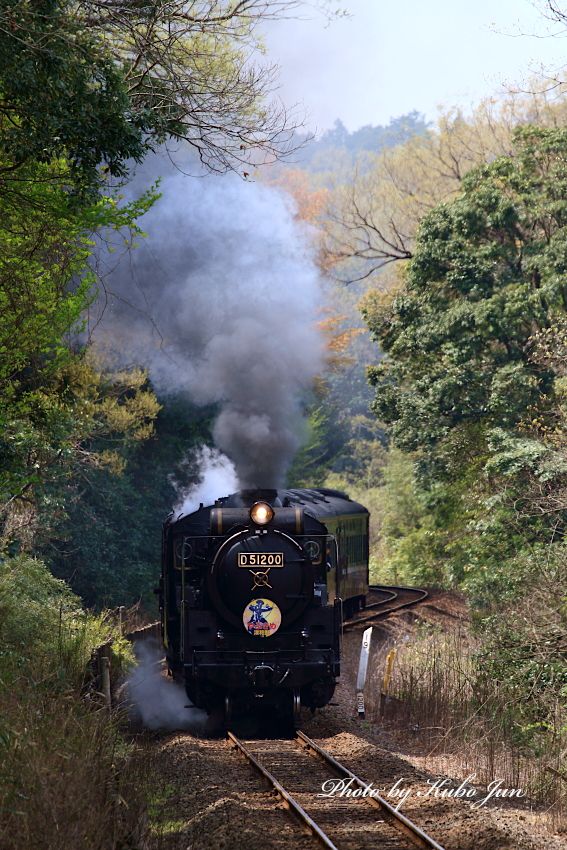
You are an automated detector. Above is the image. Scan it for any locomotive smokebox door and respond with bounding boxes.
[207,528,313,628]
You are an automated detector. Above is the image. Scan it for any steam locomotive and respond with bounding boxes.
[159,487,369,723]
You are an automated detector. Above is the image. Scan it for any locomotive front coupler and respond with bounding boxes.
[252,663,275,689]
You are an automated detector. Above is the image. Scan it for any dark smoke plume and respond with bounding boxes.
[93,149,323,488]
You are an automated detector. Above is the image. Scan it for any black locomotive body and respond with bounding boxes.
[159,487,369,720]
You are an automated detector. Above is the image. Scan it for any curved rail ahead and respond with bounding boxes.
[343,585,429,631]
[364,587,398,608]
[228,730,446,850]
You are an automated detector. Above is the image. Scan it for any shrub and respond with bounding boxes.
[0,555,141,850]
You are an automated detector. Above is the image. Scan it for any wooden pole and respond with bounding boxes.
[99,647,112,711]
[379,648,397,718]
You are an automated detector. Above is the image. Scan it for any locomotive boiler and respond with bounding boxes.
[159,487,369,723]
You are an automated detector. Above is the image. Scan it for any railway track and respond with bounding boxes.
[227,730,445,850]
[343,585,429,632]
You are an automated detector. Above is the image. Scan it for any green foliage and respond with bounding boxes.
[1,348,162,550]
[45,394,214,607]
[287,391,351,486]
[369,449,440,585]
[295,112,429,176]
[365,127,567,483]
[363,448,479,586]
[356,127,567,768]
[366,443,552,595]
[0,61,160,540]
[0,0,151,192]
[473,544,567,752]
[0,172,158,504]
[288,307,387,489]
[360,127,567,603]
[0,554,132,689]
[0,554,81,684]
[0,175,156,390]
[0,0,298,601]
[0,555,142,850]
[0,164,151,395]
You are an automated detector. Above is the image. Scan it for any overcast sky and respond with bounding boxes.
[262,0,567,133]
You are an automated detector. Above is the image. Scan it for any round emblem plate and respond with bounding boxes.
[243,598,282,637]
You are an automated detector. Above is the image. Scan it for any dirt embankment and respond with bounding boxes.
[139,592,567,850]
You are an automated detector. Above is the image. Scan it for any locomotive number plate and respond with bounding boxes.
[238,553,284,567]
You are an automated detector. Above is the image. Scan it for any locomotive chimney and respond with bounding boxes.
[239,488,281,506]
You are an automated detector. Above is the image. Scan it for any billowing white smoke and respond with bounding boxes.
[94,150,324,488]
[125,639,207,731]
[174,446,237,517]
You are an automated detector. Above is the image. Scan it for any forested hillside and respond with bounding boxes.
[0,2,322,845]
[283,95,567,808]
[0,0,300,606]
[1,0,566,844]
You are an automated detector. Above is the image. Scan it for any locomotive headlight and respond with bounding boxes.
[250,501,274,526]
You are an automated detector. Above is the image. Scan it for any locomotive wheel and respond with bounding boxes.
[292,689,301,728]
[273,689,302,732]
[224,694,233,725]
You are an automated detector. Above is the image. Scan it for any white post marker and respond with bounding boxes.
[356,626,373,719]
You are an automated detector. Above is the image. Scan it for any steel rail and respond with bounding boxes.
[296,730,446,850]
[227,732,339,850]
[364,588,398,609]
[370,584,429,598]
[344,586,429,631]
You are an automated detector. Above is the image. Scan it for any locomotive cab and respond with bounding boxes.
[160,487,368,723]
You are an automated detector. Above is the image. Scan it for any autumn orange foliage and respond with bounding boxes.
[263,167,361,370]
[318,313,363,370]
[264,167,329,224]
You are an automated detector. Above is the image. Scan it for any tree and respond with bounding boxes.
[44,393,214,607]
[1,351,161,550]
[326,91,567,284]
[293,112,429,175]
[0,1,325,186]
[71,0,324,174]
[2,0,316,555]
[363,127,567,498]
[0,153,161,545]
[0,0,153,193]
